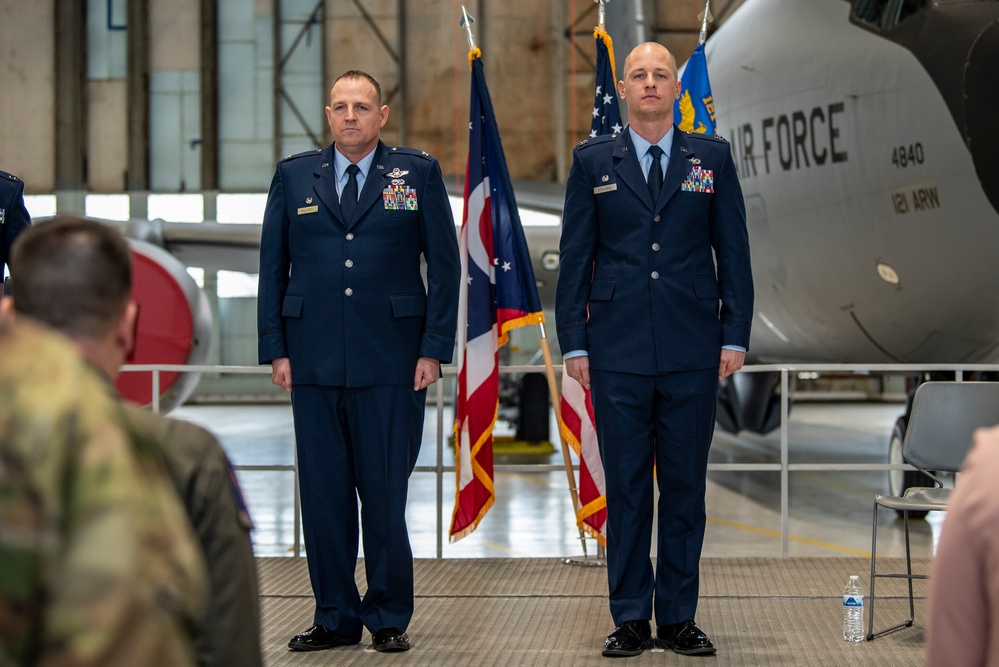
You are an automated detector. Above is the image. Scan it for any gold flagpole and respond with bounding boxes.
[535,321,591,558]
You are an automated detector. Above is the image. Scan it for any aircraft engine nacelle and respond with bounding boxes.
[116,238,213,412]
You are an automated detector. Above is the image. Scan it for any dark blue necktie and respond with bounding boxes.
[341,163,360,221]
[647,145,664,203]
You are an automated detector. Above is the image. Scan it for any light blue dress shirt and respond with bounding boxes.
[333,146,377,201]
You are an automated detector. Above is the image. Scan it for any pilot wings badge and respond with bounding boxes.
[387,168,410,178]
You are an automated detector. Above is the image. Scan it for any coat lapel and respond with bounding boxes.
[312,145,343,226]
[612,131,654,210]
[347,142,389,230]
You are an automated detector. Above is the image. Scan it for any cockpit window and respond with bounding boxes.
[891,0,930,26]
[853,0,893,28]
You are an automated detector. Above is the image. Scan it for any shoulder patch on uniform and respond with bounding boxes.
[280,148,323,162]
[389,146,435,161]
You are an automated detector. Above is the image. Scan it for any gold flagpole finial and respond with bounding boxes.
[595,0,610,30]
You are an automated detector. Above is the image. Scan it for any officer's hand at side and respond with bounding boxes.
[272,357,292,392]
[718,348,745,381]
[565,356,591,391]
[414,356,440,390]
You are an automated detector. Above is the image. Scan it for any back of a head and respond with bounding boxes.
[10,215,132,341]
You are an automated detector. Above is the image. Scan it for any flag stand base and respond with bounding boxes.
[560,555,607,568]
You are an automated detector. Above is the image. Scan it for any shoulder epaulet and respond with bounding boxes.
[388,146,435,161]
[576,134,617,150]
[684,131,729,144]
[280,148,323,163]
[0,170,22,182]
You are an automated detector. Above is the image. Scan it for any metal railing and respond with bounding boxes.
[122,362,994,558]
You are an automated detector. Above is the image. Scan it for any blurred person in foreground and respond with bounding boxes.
[0,314,205,664]
[926,424,999,667]
[3,215,263,667]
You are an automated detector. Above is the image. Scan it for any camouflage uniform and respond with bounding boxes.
[0,318,207,667]
[122,407,263,667]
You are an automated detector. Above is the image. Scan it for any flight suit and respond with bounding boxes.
[122,406,262,667]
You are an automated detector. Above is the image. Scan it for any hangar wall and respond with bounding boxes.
[0,0,731,195]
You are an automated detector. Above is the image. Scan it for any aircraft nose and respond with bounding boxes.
[965,19,999,217]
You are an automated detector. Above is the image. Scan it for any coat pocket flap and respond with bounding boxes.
[282,294,304,317]
[390,294,427,318]
[588,279,616,301]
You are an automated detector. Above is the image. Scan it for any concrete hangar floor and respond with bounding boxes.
[173,400,936,666]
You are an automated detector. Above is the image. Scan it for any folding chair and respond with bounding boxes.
[867,381,999,640]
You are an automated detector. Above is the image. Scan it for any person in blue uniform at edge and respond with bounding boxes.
[256,69,460,653]
[1,169,31,292]
[555,42,753,658]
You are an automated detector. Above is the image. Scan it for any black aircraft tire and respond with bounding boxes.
[887,416,931,519]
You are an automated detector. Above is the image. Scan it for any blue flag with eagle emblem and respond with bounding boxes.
[674,42,716,135]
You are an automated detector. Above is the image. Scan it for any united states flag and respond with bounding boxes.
[450,50,545,542]
[590,26,623,138]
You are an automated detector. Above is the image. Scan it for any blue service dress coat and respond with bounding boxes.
[1,170,31,281]
[257,141,460,381]
[556,128,753,371]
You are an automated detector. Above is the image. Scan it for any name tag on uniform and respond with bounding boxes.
[593,183,617,194]
[297,205,319,215]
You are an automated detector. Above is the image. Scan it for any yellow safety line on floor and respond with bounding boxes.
[707,517,871,557]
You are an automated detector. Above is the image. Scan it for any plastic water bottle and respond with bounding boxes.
[842,575,865,642]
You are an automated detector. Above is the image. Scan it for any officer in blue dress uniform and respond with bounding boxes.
[556,43,753,658]
[1,170,31,289]
[257,70,460,653]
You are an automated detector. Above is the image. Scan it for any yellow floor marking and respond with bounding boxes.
[707,517,871,557]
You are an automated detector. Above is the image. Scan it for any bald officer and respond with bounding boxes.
[1,169,31,284]
[556,42,753,658]
[257,69,459,653]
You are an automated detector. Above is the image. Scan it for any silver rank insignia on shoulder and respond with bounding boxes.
[387,168,409,178]
[306,197,313,204]
[688,158,701,165]
[601,175,610,182]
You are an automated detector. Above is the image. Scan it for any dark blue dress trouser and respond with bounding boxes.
[291,384,426,637]
[589,367,718,626]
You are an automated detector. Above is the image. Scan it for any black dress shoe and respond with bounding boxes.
[288,624,359,651]
[372,627,411,652]
[602,620,652,657]
[656,620,716,655]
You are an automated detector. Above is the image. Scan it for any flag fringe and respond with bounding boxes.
[498,311,545,348]
[468,46,482,69]
[450,402,498,542]
[593,26,617,82]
